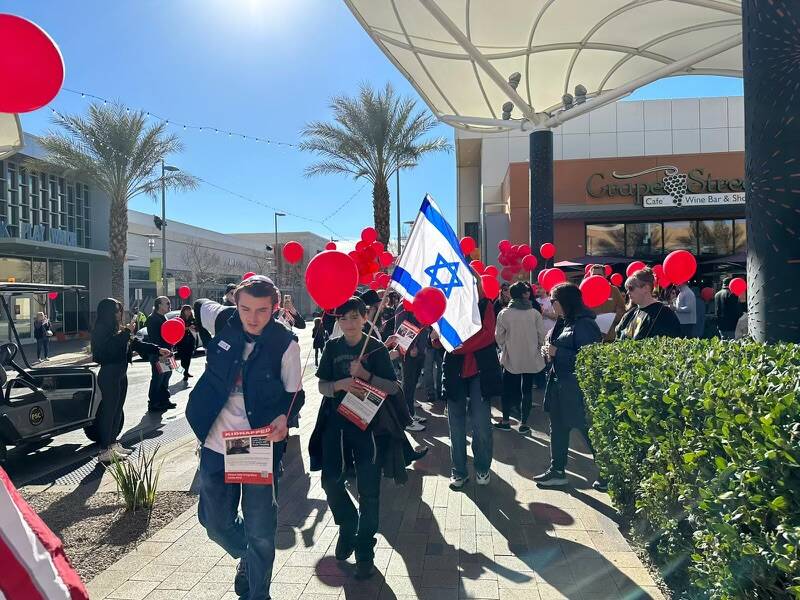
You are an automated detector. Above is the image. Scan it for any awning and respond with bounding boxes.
[0,113,23,159]
[345,0,742,131]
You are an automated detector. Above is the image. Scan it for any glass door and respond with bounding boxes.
[12,295,33,339]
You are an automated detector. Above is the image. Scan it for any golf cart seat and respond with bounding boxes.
[0,342,18,387]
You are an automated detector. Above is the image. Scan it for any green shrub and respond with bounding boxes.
[577,338,800,599]
[105,445,163,512]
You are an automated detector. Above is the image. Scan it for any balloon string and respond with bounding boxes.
[359,293,390,360]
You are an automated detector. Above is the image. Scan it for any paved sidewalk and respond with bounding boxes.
[86,386,664,600]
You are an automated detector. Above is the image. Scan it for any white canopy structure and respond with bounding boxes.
[344,0,742,131]
[0,113,23,160]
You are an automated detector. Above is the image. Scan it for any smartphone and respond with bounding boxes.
[284,294,292,303]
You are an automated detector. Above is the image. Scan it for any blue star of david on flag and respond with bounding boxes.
[424,253,463,298]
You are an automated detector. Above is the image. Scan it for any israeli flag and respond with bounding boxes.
[390,194,481,352]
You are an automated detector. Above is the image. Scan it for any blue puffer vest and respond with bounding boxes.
[186,311,300,445]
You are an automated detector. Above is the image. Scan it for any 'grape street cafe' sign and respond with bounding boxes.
[586,167,746,208]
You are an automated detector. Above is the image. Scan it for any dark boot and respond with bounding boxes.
[234,558,248,598]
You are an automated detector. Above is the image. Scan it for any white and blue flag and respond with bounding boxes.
[390,194,481,352]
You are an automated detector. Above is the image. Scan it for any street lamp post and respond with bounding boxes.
[160,160,180,297]
[274,212,285,285]
[396,170,401,255]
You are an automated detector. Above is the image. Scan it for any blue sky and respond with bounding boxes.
[3,0,743,240]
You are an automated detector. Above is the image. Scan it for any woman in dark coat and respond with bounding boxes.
[311,317,326,366]
[533,282,603,489]
[91,298,169,463]
[175,304,197,383]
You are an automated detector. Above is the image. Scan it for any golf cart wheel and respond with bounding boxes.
[83,423,100,442]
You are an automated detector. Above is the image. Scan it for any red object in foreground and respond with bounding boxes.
[324,241,337,251]
[242,271,256,281]
[483,265,499,278]
[521,254,538,272]
[413,287,447,326]
[541,268,566,292]
[481,274,500,300]
[539,242,556,260]
[177,285,192,300]
[47,292,58,300]
[282,241,304,265]
[580,275,612,309]
[161,318,186,346]
[700,286,715,302]
[361,226,378,244]
[460,236,476,256]
[663,250,697,286]
[402,299,414,313]
[0,15,65,113]
[306,251,359,310]
[729,277,747,297]
[0,466,89,599]
[379,251,394,267]
[610,273,624,287]
[626,261,646,277]
[469,260,485,274]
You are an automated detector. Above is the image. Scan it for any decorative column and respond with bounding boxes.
[530,128,554,272]
[743,0,800,342]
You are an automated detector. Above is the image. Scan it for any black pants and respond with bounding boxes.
[314,347,321,366]
[501,370,537,423]
[180,355,191,378]
[321,425,381,562]
[148,361,171,407]
[96,364,128,448]
[36,337,49,360]
[550,420,594,472]
[402,355,424,418]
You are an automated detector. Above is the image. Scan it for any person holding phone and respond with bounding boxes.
[278,294,306,330]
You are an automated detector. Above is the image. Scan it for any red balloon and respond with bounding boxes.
[537,269,549,286]
[580,275,612,309]
[519,244,532,256]
[242,271,256,280]
[402,299,414,313]
[481,275,500,300]
[498,253,510,267]
[663,250,697,286]
[604,265,612,277]
[361,227,378,243]
[178,285,192,300]
[700,286,715,302]
[282,241,304,264]
[161,318,186,346]
[305,251,359,310]
[500,267,514,282]
[540,243,556,260]
[729,277,747,297]
[460,236,476,256]
[610,273,623,287]
[0,15,64,113]
[626,261,646,277]
[484,265,499,278]
[498,240,512,253]
[521,255,538,272]
[48,291,58,300]
[355,240,368,251]
[377,273,392,289]
[652,264,667,287]
[325,241,337,250]
[371,241,385,254]
[469,260,485,274]
[585,264,593,274]
[541,268,567,292]
[509,263,522,274]
[379,251,394,267]
[369,280,381,291]
[413,287,447,326]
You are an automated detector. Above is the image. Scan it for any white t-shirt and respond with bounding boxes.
[203,334,302,455]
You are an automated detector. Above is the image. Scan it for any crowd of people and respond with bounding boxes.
[82,264,746,599]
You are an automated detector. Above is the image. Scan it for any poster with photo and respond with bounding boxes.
[337,378,388,431]
[223,426,274,484]
[394,320,421,354]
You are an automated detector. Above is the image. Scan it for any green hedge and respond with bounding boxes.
[576,338,800,599]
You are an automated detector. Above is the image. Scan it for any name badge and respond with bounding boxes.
[218,341,231,351]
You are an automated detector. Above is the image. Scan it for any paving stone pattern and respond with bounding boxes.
[87,381,664,600]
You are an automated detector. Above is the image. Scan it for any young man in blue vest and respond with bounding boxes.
[187,276,303,600]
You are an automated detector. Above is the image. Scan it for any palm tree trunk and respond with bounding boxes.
[372,177,391,245]
[109,195,128,304]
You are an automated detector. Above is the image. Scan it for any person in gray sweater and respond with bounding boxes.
[672,282,697,338]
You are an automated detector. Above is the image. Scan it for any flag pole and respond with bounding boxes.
[358,291,390,360]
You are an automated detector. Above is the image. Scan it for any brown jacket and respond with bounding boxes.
[591,285,627,341]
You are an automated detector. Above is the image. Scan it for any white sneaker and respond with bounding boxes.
[412,414,427,424]
[449,476,468,490]
[97,448,126,463]
[405,421,426,432]
[112,443,133,456]
[476,471,491,486]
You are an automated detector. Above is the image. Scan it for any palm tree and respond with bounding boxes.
[300,83,451,244]
[38,103,197,302]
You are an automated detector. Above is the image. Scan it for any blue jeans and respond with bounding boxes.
[446,375,493,479]
[36,337,49,359]
[423,346,443,398]
[198,448,278,600]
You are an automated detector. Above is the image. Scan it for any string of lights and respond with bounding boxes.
[46,106,367,240]
[61,87,299,148]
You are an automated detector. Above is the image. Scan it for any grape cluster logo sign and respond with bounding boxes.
[613,165,688,206]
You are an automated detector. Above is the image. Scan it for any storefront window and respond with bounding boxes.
[698,220,733,256]
[663,221,698,254]
[63,260,77,285]
[734,219,747,254]
[586,224,625,256]
[626,223,663,257]
[32,258,47,283]
[48,259,63,284]
[0,256,32,282]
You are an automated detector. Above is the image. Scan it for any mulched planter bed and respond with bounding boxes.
[22,489,198,582]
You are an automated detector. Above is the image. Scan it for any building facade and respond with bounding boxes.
[0,134,112,341]
[456,96,746,278]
